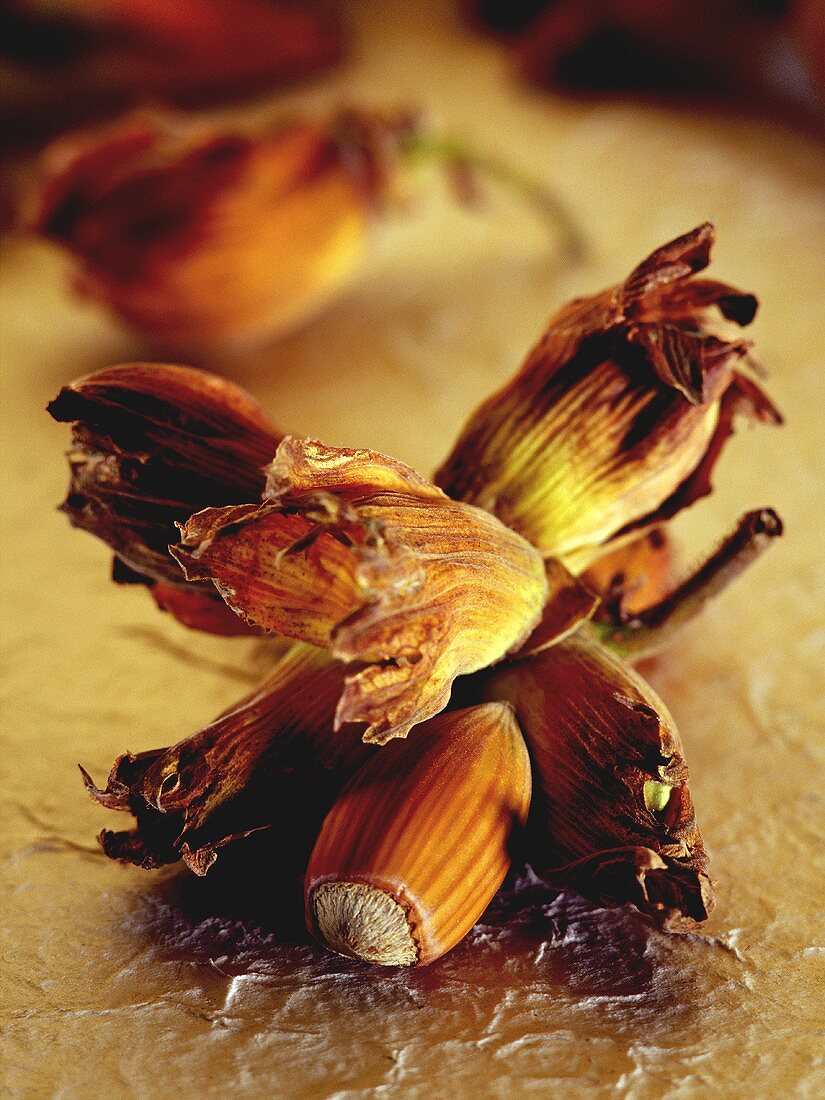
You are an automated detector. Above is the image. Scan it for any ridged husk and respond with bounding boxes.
[483,632,714,930]
[48,362,281,631]
[173,437,549,742]
[436,223,781,568]
[82,643,372,875]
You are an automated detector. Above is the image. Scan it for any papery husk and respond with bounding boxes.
[575,378,783,655]
[582,528,673,620]
[483,632,714,929]
[593,370,782,565]
[436,223,781,566]
[81,643,372,875]
[173,437,549,742]
[305,702,532,966]
[29,108,399,349]
[48,362,280,629]
[515,557,600,656]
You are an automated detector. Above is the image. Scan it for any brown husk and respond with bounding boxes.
[81,643,372,875]
[483,632,714,929]
[436,223,779,566]
[48,362,280,630]
[173,437,549,742]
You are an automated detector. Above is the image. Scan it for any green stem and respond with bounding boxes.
[400,132,586,262]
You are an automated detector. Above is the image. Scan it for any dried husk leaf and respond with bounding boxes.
[30,109,384,349]
[436,223,781,566]
[575,376,783,655]
[483,632,714,929]
[305,702,532,966]
[81,643,373,875]
[48,362,280,630]
[146,579,264,636]
[172,437,549,742]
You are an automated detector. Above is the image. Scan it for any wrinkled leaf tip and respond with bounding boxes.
[748,386,785,427]
[46,387,78,423]
[78,763,98,794]
[262,434,305,499]
[683,220,715,266]
[180,843,219,877]
[361,725,412,746]
[624,221,716,302]
[729,293,759,327]
[335,683,414,745]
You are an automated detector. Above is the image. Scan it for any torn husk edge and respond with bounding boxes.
[482,632,714,929]
[48,362,281,631]
[81,643,373,875]
[171,437,549,742]
[543,846,715,932]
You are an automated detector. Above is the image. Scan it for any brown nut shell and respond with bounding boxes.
[304,702,531,966]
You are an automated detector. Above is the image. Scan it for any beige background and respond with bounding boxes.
[2,2,824,1096]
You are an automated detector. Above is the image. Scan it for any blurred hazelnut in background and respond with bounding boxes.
[26,108,411,350]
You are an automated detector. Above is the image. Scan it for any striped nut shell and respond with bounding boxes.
[304,702,531,966]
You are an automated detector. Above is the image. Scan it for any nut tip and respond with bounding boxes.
[311,881,418,967]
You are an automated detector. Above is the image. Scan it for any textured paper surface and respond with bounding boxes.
[2,3,824,1096]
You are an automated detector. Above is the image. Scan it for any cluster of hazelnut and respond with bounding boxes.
[50,222,782,966]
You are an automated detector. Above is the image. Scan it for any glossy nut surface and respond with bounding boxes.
[305,702,531,966]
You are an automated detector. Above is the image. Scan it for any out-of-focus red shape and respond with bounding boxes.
[792,0,825,111]
[466,0,824,131]
[1,0,345,145]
